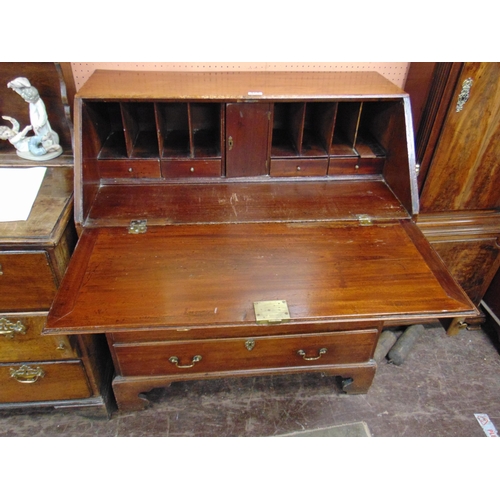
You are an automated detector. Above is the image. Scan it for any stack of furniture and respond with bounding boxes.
[0,63,112,415]
[42,70,476,411]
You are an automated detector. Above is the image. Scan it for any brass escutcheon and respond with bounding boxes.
[245,339,255,351]
[456,77,473,112]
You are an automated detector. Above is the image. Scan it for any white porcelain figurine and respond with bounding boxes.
[0,77,63,160]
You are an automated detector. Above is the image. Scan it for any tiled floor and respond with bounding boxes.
[1,322,500,437]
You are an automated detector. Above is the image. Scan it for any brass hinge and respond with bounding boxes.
[254,300,291,324]
[357,214,373,226]
[128,219,147,234]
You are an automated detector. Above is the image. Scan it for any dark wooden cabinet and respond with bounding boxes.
[43,70,476,411]
[406,63,500,331]
[0,63,113,414]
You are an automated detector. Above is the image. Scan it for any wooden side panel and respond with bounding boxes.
[420,63,500,211]
[225,102,270,177]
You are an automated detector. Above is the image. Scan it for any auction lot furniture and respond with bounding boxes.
[43,70,476,411]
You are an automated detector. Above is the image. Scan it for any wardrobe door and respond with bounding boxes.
[419,63,500,212]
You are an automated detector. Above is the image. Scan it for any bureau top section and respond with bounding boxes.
[76,70,407,101]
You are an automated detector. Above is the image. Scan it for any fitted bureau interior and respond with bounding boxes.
[83,99,391,177]
[77,94,415,228]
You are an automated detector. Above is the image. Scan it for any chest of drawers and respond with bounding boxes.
[0,167,112,413]
[43,70,476,411]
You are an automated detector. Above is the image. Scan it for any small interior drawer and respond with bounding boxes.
[161,159,222,178]
[97,159,162,179]
[328,156,385,175]
[0,360,91,403]
[113,329,378,377]
[0,314,76,363]
[0,252,57,312]
[270,158,328,177]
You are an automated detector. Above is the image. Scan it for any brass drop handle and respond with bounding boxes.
[169,355,202,369]
[297,347,327,361]
[0,318,27,339]
[228,136,234,151]
[10,365,45,384]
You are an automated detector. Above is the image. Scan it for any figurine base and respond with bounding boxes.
[16,149,63,162]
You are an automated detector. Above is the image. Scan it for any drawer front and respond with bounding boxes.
[0,361,91,403]
[0,252,57,312]
[0,315,76,363]
[161,159,222,178]
[97,159,162,179]
[270,158,328,177]
[328,157,384,175]
[113,329,378,377]
[357,157,385,174]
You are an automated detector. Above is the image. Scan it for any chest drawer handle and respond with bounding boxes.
[10,365,45,384]
[297,348,327,361]
[169,355,202,369]
[0,318,27,339]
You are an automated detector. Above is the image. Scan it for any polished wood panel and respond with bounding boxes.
[76,71,406,101]
[85,180,409,227]
[45,221,475,335]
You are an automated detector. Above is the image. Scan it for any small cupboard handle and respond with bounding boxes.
[10,365,45,384]
[0,318,27,339]
[297,347,327,361]
[169,355,202,369]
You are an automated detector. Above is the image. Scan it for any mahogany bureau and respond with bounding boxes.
[43,70,477,412]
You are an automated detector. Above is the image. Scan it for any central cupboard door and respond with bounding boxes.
[225,102,271,177]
